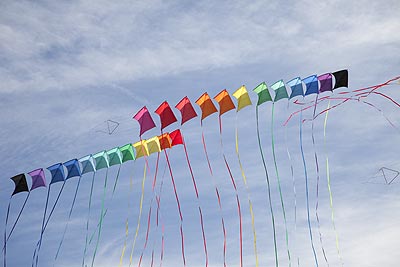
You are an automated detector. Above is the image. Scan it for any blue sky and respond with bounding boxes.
[1,1,400,267]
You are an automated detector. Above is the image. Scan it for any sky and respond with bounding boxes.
[1,0,400,267]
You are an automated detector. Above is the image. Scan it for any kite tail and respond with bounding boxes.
[128,164,148,267]
[284,101,299,267]
[299,110,318,267]
[137,153,161,267]
[54,175,82,264]
[82,172,96,267]
[91,168,109,267]
[112,165,122,195]
[164,150,186,267]
[360,100,400,133]
[3,197,11,267]
[311,95,329,266]
[201,122,213,175]
[372,91,400,109]
[4,192,30,246]
[119,163,137,267]
[271,102,291,267]
[32,186,51,267]
[35,181,66,267]
[235,116,258,267]
[218,116,243,267]
[255,106,279,267]
[182,140,208,267]
[201,122,227,267]
[323,101,343,266]
[138,204,153,267]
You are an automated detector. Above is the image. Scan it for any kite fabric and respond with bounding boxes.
[271,80,288,102]
[214,89,243,267]
[155,101,178,130]
[29,168,46,191]
[10,174,29,196]
[195,93,218,120]
[288,77,304,99]
[271,83,292,266]
[133,106,157,136]
[232,85,252,111]
[318,73,333,93]
[303,75,319,96]
[332,69,349,89]
[54,159,82,263]
[232,86,259,267]
[253,82,273,105]
[170,129,209,267]
[175,96,198,125]
[252,83,279,267]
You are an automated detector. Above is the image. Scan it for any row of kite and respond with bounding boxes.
[5,69,400,267]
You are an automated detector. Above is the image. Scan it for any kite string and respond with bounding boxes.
[255,106,279,267]
[182,139,208,267]
[311,94,329,266]
[218,116,243,267]
[163,150,186,267]
[284,101,299,267]
[200,122,227,267]
[82,172,96,267]
[323,101,344,266]
[3,197,11,267]
[271,102,292,267]
[91,168,109,267]
[299,109,318,267]
[54,175,83,264]
[234,115,258,267]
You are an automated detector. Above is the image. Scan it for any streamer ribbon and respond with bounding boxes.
[271,102,292,266]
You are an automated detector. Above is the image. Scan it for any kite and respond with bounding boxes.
[157,102,209,267]
[252,82,279,267]
[286,77,303,266]
[54,159,82,263]
[299,74,322,267]
[6,66,400,267]
[123,140,149,267]
[232,86,259,267]
[4,173,30,267]
[170,129,209,267]
[192,93,228,267]
[33,163,67,267]
[154,101,187,267]
[213,89,244,267]
[90,150,110,267]
[80,154,97,267]
[270,79,292,266]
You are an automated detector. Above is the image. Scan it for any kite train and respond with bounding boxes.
[4,70,400,267]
